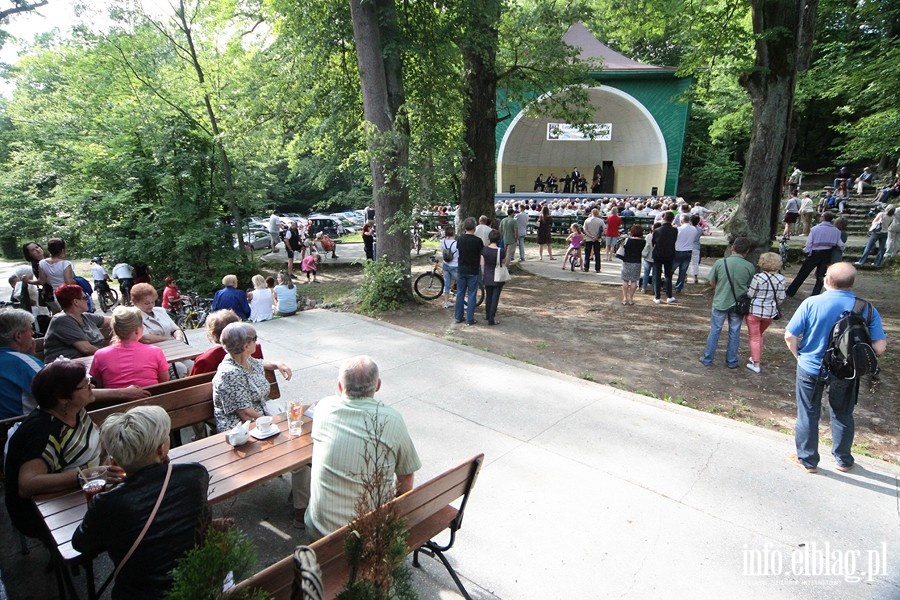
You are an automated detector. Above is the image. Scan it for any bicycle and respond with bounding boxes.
[568,250,582,271]
[94,280,119,313]
[412,225,422,255]
[778,234,791,268]
[414,253,484,306]
[175,292,211,330]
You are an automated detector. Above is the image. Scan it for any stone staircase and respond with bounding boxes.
[813,186,892,266]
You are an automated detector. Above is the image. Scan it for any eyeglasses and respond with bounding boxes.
[75,376,94,391]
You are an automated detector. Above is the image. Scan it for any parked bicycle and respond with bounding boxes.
[414,252,484,307]
[174,292,211,330]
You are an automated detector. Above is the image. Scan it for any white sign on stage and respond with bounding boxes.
[547,123,612,141]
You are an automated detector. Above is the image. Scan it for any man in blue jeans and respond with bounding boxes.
[700,237,755,367]
[454,217,484,326]
[784,263,886,473]
[673,214,701,292]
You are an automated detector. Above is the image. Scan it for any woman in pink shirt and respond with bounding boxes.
[89,307,169,389]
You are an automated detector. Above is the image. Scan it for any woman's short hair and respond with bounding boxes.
[220,322,256,355]
[130,283,158,305]
[164,276,175,287]
[629,225,644,237]
[488,229,501,244]
[266,276,275,289]
[100,406,170,471]
[338,355,379,399]
[204,309,241,343]
[610,207,619,215]
[112,306,144,340]
[31,359,86,410]
[444,225,455,237]
[222,274,238,288]
[47,238,66,257]
[757,252,783,273]
[252,274,266,289]
[55,284,84,310]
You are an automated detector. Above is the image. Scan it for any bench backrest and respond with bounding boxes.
[87,369,281,430]
[231,454,484,600]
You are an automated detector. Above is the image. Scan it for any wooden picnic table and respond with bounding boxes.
[73,338,202,372]
[34,413,312,564]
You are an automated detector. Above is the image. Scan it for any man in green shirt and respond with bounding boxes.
[500,209,518,265]
[700,237,756,368]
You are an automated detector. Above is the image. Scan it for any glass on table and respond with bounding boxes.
[77,465,109,503]
[287,400,305,436]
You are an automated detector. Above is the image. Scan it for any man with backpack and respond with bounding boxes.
[784,263,886,474]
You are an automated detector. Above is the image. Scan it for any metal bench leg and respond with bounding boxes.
[413,542,472,600]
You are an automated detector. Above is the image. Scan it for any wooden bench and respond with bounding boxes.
[88,369,281,436]
[230,454,484,600]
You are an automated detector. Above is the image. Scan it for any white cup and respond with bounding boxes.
[255,416,274,433]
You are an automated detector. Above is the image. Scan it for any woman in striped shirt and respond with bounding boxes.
[745,252,787,374]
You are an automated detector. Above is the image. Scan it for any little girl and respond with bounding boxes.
[300,252,321,283]
[561,224,584,269]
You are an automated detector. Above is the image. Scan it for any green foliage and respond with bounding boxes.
[166,527,269,600]
[356,259,409,314]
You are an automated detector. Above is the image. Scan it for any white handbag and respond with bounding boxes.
[494,246,511,283]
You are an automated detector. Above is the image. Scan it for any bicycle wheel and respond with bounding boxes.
[475,284,485,307]
[99,289,118,312]
[414,271,445,301]
[181,313,198,330]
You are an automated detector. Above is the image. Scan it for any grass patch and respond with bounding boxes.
[634,389,658,399]
[506,352,517,360]
[535,341,549,350]
[608,378,624,388]
[580,371,595,382]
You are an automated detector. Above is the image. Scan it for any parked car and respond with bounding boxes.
[234,228,272,251]
[307,215,347,238]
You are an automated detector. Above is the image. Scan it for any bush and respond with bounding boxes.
[166,527,268,600]
[356,259,409,313]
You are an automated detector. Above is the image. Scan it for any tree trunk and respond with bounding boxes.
[728,0,818,263]
[349,0,411,278]
[457,0,502,226]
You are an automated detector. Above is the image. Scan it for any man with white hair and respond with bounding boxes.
[305,355,421,539]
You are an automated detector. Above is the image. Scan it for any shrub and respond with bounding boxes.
[356,259,409,313]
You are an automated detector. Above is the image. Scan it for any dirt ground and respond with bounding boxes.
[373,255,900,466]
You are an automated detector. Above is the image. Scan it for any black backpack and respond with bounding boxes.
[822,299,879,380]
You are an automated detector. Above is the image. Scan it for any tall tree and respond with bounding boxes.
[727,0,817,251]
[348,0,411,272]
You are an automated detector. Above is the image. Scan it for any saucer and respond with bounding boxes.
[250,426,279,440]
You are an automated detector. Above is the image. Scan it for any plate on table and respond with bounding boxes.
[250,426,279,440]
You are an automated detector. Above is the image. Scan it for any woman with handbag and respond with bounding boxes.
[480,229,508,326]
[745,253,787,374]
[72,406,210,599]
[618,225,646,305]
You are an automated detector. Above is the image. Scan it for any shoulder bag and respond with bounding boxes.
[723,259,751,316]
[95,462,173,598]
[765,273,782,320]
[493,247,511,283]
[615,239,627,260]
[441,240,456,263]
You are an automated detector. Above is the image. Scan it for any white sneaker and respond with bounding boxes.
[746,361,761,373]
[666,297,677,304]
[442,301,452,309]
[653,298,661,304]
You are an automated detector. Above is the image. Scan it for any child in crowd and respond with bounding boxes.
[561,224,584,270]
[300,252,321,283]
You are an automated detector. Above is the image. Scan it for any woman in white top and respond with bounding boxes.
[248,274,274,322]
[440,226,458,309]
[36,238,75,289]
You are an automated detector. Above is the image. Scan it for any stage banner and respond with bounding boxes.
[547,123,612,141]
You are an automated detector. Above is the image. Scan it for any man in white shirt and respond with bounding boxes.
[673,215,702,292]
[111,261,134,306]
[268,212,281,252]
[474,215,492,246]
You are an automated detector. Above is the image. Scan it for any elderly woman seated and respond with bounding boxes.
[131,282,191,376]
[4,360,116,538]
[212,322,307,526]
[89,307,170,389]
[72,406,209,599]
[211,274,251,320]
[43,284,112,361]
[189,309,289,378]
